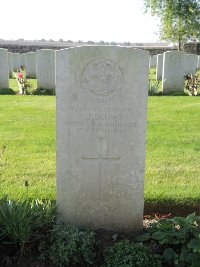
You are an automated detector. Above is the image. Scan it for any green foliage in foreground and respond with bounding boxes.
[1,196,200,266]
[103,240,161,267]
[0,196,56,253]
[137,213,200,266]
[40,222,97,266]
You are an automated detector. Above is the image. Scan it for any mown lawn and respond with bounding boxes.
[0,96,55,200]
[0,95,200,215]
[145,96,200,214]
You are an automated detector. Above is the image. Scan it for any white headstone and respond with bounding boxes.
[36,49,55,91]
[149,55,157,68]
[0,48,9,89]
[56,46,149,233]
[25,52,36,78]
[8,52,13,78]
[156,54,163,81]
[21,53,25,67]
[162,51,186,94]
[12,53,21,71]
[184,54,198,75]
[197,56,200,70]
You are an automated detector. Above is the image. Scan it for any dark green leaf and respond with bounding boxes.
[187,239,200,250]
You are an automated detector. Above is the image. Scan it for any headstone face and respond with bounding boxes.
[12,53,21,71]
[162,51,186,94]
[184,54,198,74]
[25,52,36,78]
[8,52,13,78]
[36,49,55,91]
[0,48,9,89]
[156,54,163,81]
[56,46,149,233]
[20,53,25,67]
[197,56,200,70]
[149,55,157,68]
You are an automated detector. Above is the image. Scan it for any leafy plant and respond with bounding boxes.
[0,196,56,253]
[102,240,162,267]
[148,80,160,96]
[32,88,55,95]
[40,222,96,266]
[166,91,188,96]
[137,213,200,266]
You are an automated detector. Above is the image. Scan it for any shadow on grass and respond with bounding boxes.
[0,88,16,95]
[144,199,200,216]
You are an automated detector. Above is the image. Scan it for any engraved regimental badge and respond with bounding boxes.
[81,59,123,103]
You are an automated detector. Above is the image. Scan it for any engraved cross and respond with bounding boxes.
[82,137,120,181]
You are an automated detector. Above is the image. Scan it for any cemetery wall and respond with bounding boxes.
[0,41,177,55]
[183,43,200,55]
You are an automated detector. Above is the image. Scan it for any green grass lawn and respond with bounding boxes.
[0,95,200,215]
[145,96,200,214]
[0,96,55,200]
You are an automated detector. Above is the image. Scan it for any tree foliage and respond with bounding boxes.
[144,0,200,49]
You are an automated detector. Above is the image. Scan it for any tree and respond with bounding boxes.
[144,0,200,50]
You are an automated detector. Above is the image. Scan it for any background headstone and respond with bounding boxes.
[20,53,25,68]
[56,46,149,232]
[184,54,198,75]
[149,55,157,68]
[156,54,163,81]
[25,52,36,78]
[8,52,13,78]
[162,51,186,94]
[12,53,21,72]
[36,49,55,91]
[197,56,200,70]
[0,48,9,89]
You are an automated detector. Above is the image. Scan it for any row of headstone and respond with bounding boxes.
[0,49,56,91]
[1,47,199,95]
[0,45,199,232]
[153,51,199,94]
[0,45,151,232]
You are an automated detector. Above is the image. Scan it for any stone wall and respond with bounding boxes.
[0,41,177,55]
[183,43,200,55]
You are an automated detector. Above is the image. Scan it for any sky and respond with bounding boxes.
[1,0,161,43]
